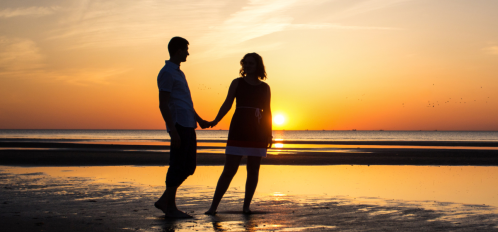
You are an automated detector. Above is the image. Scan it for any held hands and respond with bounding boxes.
[206,120,218,128]
[198,119,219,129]
[198,119,210,129]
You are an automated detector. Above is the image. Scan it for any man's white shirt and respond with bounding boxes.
[157,60,197,131]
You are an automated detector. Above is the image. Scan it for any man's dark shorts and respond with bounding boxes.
[166,123,197,187]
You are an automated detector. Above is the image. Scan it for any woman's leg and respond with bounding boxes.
[205,154,243,214]
[243,156,262,213]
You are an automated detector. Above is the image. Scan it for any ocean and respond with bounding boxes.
[1,129,498,141]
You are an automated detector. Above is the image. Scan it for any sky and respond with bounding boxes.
[1,0,497,130]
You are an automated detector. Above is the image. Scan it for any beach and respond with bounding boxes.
[2,137,498,231]
[2,165,498,231]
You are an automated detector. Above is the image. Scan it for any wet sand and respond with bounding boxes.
[2,140,498,231]
[1,149,498,166]
[2,139,498,166]
[1,166,498,231]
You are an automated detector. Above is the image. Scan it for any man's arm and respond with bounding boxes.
[194,110,209,129]
[159,91,181,148]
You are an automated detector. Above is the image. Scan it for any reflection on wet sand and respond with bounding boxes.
[3,165,498,206]
[1,165,498,231]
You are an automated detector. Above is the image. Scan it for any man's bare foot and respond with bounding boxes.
[204,209,217,215]
[155,202,193,218]
[154,201,168,214]
[165,209,193,219]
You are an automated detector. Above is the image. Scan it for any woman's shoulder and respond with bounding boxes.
[261,81,270,89]
[229,78,242,88]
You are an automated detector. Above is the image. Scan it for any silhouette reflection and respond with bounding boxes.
[156,216,198,232]
[207,211,273,232]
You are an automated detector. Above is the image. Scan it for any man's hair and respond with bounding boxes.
[168,37,189,57]
[240,53,267,80]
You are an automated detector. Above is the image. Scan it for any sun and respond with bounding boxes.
[273,114,285,125]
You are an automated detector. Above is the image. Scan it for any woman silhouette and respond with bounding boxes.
[205,53,272,214]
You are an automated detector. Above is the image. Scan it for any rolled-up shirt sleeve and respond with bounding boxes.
[157,69,174,92]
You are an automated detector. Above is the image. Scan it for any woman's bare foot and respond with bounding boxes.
[204,208,217,215]
[243,209,252,214]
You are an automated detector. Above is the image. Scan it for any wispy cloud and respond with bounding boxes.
[50,68,129,86]
[197,0,297,50]
[483,46,498,55]
[0,6,59,18]
[288,23,399,30]
[0,36,44,73]
[47,0,230,49]
[0,36,125,86]
[46,0,403,53]
[335,0,413,18]
[195,0,403,59]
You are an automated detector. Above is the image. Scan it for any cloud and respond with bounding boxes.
[0,36,124,86]
[194,0,403,59]
[47,0,230,49]
[198,0,301,45]
[0,6,59,18]
[49,68,129,86]
[0,36,44,74]
[46,0,401,52]
[483,46,498,55]
[336,0,414,18]
[288,23,399,30]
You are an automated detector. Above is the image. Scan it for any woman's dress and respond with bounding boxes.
[225,78,272,157]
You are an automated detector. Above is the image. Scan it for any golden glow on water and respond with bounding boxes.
[272,192,287,197]
[271,143,498,151]
[3,165,498,207]
[274,143,284,148]
[68,141,226,147]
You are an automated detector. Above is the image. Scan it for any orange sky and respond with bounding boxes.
[1,0,497,130]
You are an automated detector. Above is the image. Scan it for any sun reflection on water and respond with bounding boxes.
[274,143,284,148]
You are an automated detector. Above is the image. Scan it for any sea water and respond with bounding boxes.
[1,129,498,141]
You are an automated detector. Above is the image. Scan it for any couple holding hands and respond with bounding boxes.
[154,37,272,218]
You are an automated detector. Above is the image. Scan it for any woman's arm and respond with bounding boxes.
[211,79,239,126]
[265,84,273,148]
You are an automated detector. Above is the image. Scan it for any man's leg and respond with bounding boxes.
[155,124,196,218]
[155,186,192,218]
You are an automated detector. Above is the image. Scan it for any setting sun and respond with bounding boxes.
[273,115,286,125]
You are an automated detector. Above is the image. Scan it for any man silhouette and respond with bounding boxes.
[154,37,208,218]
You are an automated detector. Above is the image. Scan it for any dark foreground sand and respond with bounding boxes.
[1,169,498,232]
[2,148,498,166]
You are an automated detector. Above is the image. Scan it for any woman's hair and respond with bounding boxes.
[239,53,267,80]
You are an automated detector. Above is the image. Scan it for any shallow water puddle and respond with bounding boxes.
[2,165,498,208]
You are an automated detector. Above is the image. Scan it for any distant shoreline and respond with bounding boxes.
[2,139,498,147]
